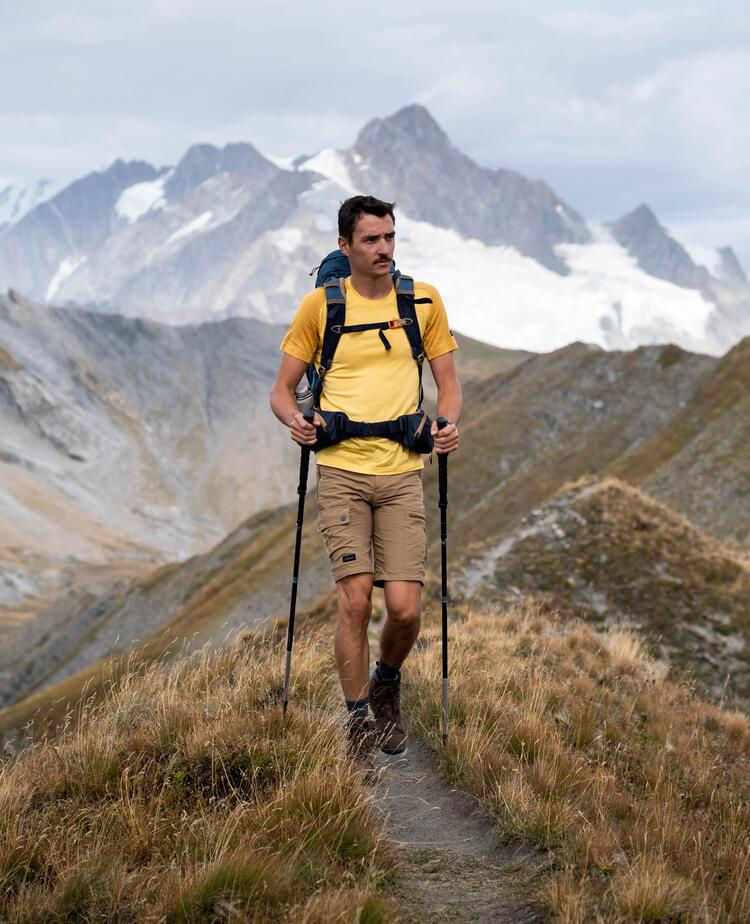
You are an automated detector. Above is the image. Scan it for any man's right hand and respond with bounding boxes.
[288,411,322,446]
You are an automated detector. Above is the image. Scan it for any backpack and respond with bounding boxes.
[306,249,434,454]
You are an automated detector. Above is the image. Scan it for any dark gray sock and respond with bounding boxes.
[345,697,369,720]
[375,660,400,682]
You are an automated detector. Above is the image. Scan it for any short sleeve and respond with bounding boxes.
[279,289,325,363]
[420,284,459,360]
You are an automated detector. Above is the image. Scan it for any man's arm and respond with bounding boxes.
[428,351,462,454]
[270,353,321,446]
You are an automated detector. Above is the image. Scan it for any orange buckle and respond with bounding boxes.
[387,318,400,329]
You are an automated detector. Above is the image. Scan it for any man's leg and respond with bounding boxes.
[334,572,375,702]
[379,579,422,670]
[369,471,426,754]
[316,466,380,775]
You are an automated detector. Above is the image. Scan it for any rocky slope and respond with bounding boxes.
[0,291,295,621]
[611,336,750,547]
[428,337,750,553]
[455,478,750,702]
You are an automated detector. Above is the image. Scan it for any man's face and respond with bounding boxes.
[339,212,395,279]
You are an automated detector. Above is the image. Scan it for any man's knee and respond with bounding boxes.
[386,597,421,632]
[337,575,373,627]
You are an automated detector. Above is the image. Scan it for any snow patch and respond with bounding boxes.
[116,172,171,222]
[682,241,723,277]
[263,153,295,171]
[166,211,213,245]
[0,177,61,226]
[395,217,715,354]
[46,255,87,301]
[297,149,359,194]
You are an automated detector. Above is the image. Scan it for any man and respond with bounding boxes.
[270,195,461,770]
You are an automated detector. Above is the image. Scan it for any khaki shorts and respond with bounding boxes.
[316,465,426,586]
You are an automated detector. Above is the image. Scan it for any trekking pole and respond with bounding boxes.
[436,417,450,745]
[283,381,316,716]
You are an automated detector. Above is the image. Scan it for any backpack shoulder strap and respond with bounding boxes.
[394,273,426,410]
[313,278,346,402]
[394,274,424,362]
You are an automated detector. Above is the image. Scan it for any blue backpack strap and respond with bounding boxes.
[312,278,346,402]
[394,273,426,409]
[394,274,424,363]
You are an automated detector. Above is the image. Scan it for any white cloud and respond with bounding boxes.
[542,11,672,41]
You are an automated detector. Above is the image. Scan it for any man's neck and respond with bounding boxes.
[348,270,393,301]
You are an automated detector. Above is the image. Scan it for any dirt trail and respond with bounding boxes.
[373,740,547,922]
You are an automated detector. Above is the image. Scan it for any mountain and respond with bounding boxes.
[0,160,167,303]
[608,204,750,353]
[716,246,748,287]
[608,204,710,290]
[1,105,748,355]
[0,177,63,227]
[0,290,299,624]
[610,336,750,546]
[345,104,590,274]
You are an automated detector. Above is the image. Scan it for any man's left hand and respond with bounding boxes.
[431,420,459,454]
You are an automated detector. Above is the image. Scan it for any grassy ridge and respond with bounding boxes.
[462,477,750,702]
[406,603,750,922]
[4,596,750,920]
[0,630,392,922]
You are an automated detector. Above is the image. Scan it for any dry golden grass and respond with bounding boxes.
[406,600,750,922]
[0,630,393,922]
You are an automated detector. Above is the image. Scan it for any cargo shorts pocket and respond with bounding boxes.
[317,505,351,532]
[317,505,353,561]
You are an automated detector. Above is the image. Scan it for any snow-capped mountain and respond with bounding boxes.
[607,204,750,351]
[343,104,591,274]
[0,104,748,355]
[0,177,64,228]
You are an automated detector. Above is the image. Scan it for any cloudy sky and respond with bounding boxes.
[2,0,749,265]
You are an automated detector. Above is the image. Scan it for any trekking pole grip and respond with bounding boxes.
[436,416,449,497]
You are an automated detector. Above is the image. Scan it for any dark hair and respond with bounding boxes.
[338,195,396,242]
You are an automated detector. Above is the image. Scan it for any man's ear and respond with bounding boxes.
[338,236,350,256]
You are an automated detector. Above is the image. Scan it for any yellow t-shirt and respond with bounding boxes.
[280,277,458,474]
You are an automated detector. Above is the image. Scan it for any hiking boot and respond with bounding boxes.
[345,716,380,782]
[369,672,408,755]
